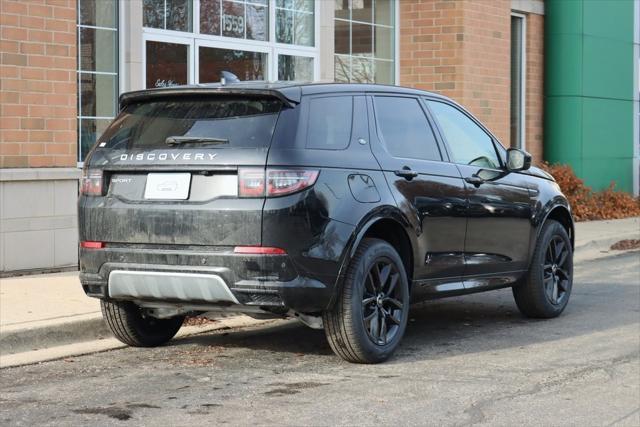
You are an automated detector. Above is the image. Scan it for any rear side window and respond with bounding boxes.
[427,100,501,169]
[374,96,441,161]
[306,96,353,150]
[98,97,282,150]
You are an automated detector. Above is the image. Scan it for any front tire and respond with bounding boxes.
[513,220,573,318]
[323,238,410,363]
[101,300,184,347]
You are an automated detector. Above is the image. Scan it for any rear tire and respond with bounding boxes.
[323,238,410,363]
[101,300,184,347]
[513,220,573,318]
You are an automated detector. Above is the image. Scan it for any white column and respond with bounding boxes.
[318,0,335,82]
[121,0,144,92]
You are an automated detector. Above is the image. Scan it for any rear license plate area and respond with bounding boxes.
[144,173,191,200]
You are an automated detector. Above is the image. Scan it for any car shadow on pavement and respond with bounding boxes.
[170,285,637,361]
[168,271,638,363]
[173,319,334,355]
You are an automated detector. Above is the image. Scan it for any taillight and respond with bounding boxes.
[80,169,104,196]
[238,168,319,197]
[238,168,265,197]
[80,241,104,249]
[234,246,286,255]
[267,169,319,197]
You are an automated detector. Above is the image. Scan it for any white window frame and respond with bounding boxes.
[333,0,399,85]
[394,0,399,85]
[511,12,527,150]
[633,0,639,196]
[141,0,320,87]
[142,32,195,87]
[77,0,120,167]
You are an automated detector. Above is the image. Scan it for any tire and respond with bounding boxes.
[513,219,573,318]
[323,238,410,363]
[101,300,184,347]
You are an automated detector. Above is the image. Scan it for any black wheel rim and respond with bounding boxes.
[362,258,405,346]
[543,236,571,305]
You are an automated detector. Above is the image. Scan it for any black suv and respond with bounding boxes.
[79,82,574,363]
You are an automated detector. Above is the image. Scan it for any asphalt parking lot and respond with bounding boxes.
[1,251,639,426]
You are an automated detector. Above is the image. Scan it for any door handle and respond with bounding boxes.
[394,168,419,181]
[464,175,485,187]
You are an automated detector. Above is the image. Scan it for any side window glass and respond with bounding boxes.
[306,96,353,150]
[427,101,501,169]
[374,96,441,161]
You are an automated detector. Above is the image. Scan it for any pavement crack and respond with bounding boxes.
[458,352,639,426]
[605,406,640,426]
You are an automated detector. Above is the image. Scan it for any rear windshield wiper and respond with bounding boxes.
[165,136,229,146]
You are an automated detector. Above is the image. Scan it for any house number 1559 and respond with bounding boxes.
[223,14,244,35]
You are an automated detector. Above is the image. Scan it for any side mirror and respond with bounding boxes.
[506,148,532,171]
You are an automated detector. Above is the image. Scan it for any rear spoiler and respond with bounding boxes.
[118,85,302,111]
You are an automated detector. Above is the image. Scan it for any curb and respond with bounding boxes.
[574,238,639,263]
[0,315,275,369]
[1,313,110,355]
[573,217,639,262]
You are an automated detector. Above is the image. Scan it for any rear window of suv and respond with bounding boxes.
[306,96,353,150]
[97,97,283,150]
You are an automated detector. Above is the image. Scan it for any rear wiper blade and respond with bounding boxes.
[165,136,229,145]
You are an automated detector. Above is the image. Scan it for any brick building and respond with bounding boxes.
[0,0,638,274]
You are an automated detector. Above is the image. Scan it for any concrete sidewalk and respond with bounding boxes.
[573,217,640,261]
[1,217,638,367]
[0,272,109,357]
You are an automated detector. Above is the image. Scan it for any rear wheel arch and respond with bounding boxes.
[361,219,414,286]
[338,209,416,290]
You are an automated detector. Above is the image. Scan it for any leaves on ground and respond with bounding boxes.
[540,162,640,222]
[610,239,640,251]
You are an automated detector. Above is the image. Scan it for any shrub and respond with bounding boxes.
[539,162,640,222]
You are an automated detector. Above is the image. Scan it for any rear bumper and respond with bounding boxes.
[79,246,335,313]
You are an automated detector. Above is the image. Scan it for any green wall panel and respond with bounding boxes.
[582,36,634,100]
[545,0,582,35]
[545,34,583,97]
[583,0,634,42]
[544,0,636,193]
[582,158,633,192]
[544,96,583,160]
[582,98,634,159]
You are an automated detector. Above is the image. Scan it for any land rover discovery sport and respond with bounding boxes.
[78,82,574,363]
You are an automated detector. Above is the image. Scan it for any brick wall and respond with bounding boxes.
[0,0,77,168]
[525,12,544,163]
[399,0,512,148]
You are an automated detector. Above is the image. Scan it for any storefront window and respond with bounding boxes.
[510,14,526,149]
[200,0,268,41]
[143,0,193,32]
[77,0,118,162]
[278,55,314,81]
[144,1,317,86]
[199,46,267,82]
[276,0,314,46]
[146,41,189,88]
[334,0,395,84]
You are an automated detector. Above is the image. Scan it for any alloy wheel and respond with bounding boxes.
[543,236,571,305]
[362,258,406,345]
